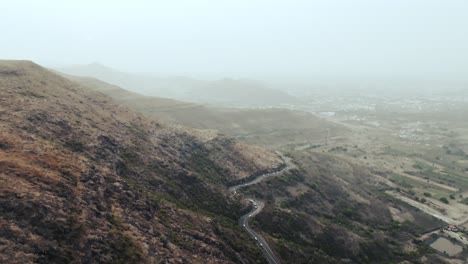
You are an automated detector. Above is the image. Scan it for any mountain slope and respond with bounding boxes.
[60,74,347,148]
[57,63,298,107]
[241,151,446,263]
[182,78,298,106]
[0,60,283,263]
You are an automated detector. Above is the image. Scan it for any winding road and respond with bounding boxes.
[229,153,292,264]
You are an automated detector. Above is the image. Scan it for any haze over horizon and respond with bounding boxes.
[2,0,468,84]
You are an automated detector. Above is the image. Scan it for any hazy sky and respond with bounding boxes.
[2,0,467,81]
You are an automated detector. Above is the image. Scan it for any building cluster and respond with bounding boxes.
[445,225,461,232]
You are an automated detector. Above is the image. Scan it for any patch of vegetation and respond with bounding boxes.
[172,179,240,220]
[328,146,348,152]
[126,123,149,141]
[108,213,124,228]
[17,90,46,98]
[124,168,240,221]
[108,230,144,264]
[389,174,416,189]
[64,139,85,152]
[0,140,11,150]
[443,144,467,157]
[382,146,408,157]
[439,197,449,204]
[407,164,468,189]
[413,161,431,171]
[188,152,228,184]
[460,197,468,205]
[120,149,141,165]
[59,164,79,186]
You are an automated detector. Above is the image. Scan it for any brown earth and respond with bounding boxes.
[0,60,283,264]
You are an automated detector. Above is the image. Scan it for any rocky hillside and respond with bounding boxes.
[240,151,446,263]
[0,61,283,263]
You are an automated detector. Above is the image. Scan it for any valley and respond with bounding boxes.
[282,92,468,263]
[62,65,468,263]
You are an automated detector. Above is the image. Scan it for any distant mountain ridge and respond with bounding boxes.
[58,63,298,107]
[59,73,347,148]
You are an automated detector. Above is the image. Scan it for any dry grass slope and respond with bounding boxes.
[0,60,282,264]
